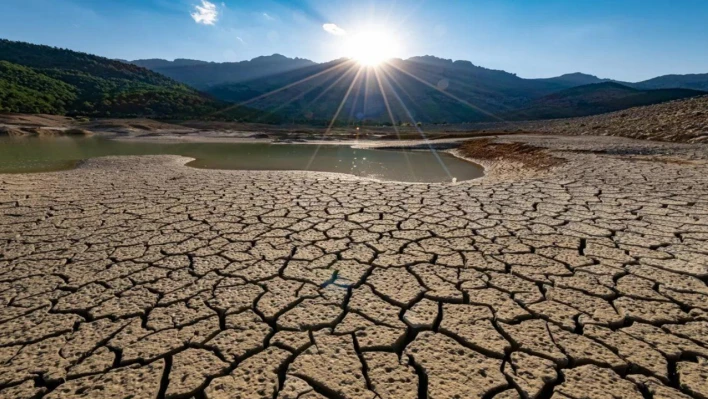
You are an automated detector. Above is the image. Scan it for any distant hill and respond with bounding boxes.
[130,58,210,69]
[203,56,604,124]
[504,82,705,120]
[3,39,707,124]
[203,57,708,124]
[0,61,79,115]
[632,73,708,91]
[0,39,278,121]
[131,55,316,89]
[129,52,708,124]
[531,72,708,92]
[0,39,223,117]
[532,72,608,87]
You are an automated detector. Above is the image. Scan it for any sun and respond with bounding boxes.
[345,30,400,66]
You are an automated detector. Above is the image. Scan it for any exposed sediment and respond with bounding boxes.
[1,135,708,398]
[465,95,708,143]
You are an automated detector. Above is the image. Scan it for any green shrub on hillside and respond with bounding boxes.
[0,61,77,114]
[0,39,266,119]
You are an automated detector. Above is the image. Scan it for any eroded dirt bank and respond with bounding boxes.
[462,95,708,143]
[1,135,708,398]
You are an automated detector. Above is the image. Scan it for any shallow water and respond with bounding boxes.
[0,136,483,183]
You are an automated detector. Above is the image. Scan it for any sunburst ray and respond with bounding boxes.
[213,60,357,116]
[254,61,361,123]
[377,66,453,179]
[372,67,418,181]
[384,61,507,122]
[304,65,365,171]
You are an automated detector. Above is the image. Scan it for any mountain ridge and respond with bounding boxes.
[132,53,708,96]
[503,81,705,120]
[633,73,708,91]
[533,72,609,86]
[137,53,705,81]
[131,55,316,89]
[1,38,706,124]
[198,56,706,124]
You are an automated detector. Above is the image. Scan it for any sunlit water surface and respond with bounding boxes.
[0,137,483,183]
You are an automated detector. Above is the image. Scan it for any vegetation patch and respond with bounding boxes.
[0,39,276,122]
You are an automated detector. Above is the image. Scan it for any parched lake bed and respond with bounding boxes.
[0,137,482,182]
[2,135,708,399]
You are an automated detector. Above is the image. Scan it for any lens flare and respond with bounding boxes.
[345,31,399,66]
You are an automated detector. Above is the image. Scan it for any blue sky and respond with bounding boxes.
[1,0,707,81]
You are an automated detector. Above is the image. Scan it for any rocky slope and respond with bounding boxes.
[504,82,704,121]
[469,95,708,143]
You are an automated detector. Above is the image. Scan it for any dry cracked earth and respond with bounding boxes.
[1,135,708,399]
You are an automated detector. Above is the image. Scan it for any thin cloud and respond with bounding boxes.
[323,23,346,36]
[263,12,275,21]
[273,0,327,24]
[191,0,219,25]
[237,36,245,44]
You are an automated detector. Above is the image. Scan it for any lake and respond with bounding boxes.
[0,136,483,183]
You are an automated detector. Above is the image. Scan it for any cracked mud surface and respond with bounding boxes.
[1,135,708,399]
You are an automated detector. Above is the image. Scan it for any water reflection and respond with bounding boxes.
[0,137,483,183]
